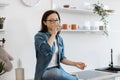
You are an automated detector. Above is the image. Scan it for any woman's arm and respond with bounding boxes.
[61,58,86,70]
[47,34,56,47]
[47,23,59,47]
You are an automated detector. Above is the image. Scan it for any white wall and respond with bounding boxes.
[0,0,120,80]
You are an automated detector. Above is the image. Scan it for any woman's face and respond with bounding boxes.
[44,13,60,32]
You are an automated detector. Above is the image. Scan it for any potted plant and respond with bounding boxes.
[0,17,6,29]
[93,1,113,35]
[0,61,5,76]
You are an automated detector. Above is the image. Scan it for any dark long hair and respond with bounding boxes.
[39,10,61,33]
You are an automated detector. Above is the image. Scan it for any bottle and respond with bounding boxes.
[15,58,25,80]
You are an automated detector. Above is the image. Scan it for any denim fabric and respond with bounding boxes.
[34,32,66,80]
[42,68,78,80]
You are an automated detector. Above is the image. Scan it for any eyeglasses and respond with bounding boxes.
[45,19,59,24]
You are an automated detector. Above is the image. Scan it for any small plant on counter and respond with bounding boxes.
[0,17,6,24]
[0,62,5,75]
[0,17,6,29]
[93,1,113,36]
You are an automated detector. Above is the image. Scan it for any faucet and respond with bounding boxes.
[109,48,113,68]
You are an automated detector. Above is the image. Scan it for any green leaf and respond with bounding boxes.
[93,1,109,36]
[0,62,5,73]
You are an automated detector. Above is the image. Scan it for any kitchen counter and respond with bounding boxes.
[26,70,120,80]
[71,70,120,80]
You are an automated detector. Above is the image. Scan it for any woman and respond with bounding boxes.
[34,10,86,80]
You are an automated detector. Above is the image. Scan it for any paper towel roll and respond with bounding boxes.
[15,68,24,80]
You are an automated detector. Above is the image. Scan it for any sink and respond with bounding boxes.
[95,66,120,73]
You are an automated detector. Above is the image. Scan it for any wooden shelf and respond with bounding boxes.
[0,2,9,7]
[54,8,94,15]
[61,29,105,34]
[0,29,5,32]
[54,8,114,15]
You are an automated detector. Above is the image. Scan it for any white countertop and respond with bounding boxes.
[26,70,120,80]
[71,70,120,80]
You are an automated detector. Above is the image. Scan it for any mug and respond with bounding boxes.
[71,24,77,30]
[62,24,69,30]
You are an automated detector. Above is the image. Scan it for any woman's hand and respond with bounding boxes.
[61,59,86,70]
[48,24,60,47]
[74,62,86,70]
[51,24,59,36]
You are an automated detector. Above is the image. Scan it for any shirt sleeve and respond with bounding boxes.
[59,36,67,62]
[34,33,53,56]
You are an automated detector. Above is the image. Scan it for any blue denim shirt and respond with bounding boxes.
[34,32,66,80]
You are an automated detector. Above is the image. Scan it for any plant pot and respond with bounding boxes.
[0,24,3,29]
